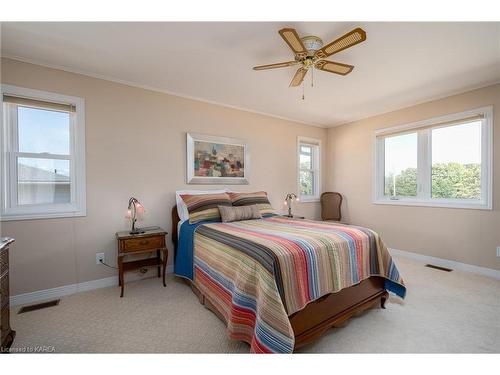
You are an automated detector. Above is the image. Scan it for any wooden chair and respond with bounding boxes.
[320,192,343,222]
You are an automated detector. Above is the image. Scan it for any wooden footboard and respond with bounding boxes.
[290,277,388,349]
[184,277,388,351]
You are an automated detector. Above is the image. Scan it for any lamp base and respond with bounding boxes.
[129,228,146,235]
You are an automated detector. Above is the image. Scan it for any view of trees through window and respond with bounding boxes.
[385,163,481,199]
[385,167,417,197]
[384,132,417,197]
[431,121,481,199]
[431,163,480,199]
[299,145,313,195]
[384,121,481,200]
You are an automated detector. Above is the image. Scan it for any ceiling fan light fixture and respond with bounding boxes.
[300,36,323,54]
[253,27,367,93]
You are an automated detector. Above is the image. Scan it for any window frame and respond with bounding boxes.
[373,106,493,210]
[297,136,321,202]
[1,84,86,221]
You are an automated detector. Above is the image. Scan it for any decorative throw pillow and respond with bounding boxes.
[180,193,232,224]
[175,189,229,222]
[218,205,262,223]
[228,191,276,215]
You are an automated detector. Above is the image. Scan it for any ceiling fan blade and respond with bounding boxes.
[289,67,308,87]
[253,61,298,71]
[314,27,366,59]
[315,60,354,75]
[279,28,308,59]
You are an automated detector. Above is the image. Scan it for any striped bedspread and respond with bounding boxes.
[192,217,405,353]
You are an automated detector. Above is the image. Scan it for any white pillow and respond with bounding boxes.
[175,189,230,222]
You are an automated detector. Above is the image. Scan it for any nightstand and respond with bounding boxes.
[282,214,305,219]
[115,228,168,297]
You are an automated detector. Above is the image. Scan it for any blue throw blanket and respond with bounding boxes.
[174,220,207,280]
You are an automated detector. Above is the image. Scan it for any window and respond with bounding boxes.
[1,85,86,220]
[298,136,321,202]
[374,107,492,209]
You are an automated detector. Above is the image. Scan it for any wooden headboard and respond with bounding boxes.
[171,205,180,257]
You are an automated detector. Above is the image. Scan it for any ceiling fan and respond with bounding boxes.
[253,27,367,89]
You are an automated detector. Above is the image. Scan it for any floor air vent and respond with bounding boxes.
[18,299,60,314]
[425,264,453,272]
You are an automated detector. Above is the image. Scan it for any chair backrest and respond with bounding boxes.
[321,192,342,221]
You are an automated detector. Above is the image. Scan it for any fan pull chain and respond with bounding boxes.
[311,67,314,88]
[302,80,305,100]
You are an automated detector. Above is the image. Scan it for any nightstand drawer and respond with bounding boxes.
[122,235,164,252]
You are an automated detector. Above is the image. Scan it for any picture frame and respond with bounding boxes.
[186,133,250,185]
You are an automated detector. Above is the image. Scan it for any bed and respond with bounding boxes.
[171,205,405,353]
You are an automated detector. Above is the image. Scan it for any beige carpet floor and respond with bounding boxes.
[10,256,500,353]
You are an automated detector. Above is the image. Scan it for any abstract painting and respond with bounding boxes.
[186,133,249,184]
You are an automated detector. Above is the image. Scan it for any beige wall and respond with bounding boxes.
[327,84,500,271]
[0,58,328,295]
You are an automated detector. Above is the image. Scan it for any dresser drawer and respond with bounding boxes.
[0,248,8,277]
[121,235,164,253]
[1,273,9,309]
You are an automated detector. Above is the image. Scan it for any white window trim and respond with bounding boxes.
[1,84,86,221]
[297,136,321,203]
[372,106,493,210]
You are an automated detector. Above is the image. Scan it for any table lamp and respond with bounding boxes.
[284,193,299,217]
[125,197,145,234]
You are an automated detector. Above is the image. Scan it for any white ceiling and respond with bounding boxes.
[1,22,499,127]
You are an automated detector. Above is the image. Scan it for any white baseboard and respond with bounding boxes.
[10,265,174,307]
[390,248,500,280]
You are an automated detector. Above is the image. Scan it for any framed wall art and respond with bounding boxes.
[186,133,249,185]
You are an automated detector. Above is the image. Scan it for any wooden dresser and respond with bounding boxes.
[1,237,15,353]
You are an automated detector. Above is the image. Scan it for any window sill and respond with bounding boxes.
[0,210,86,221]
[373,198,491,210]
[299,197,320,203]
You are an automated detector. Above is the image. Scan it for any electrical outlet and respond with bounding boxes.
[497,247,500,258]
[96,252,105,265]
